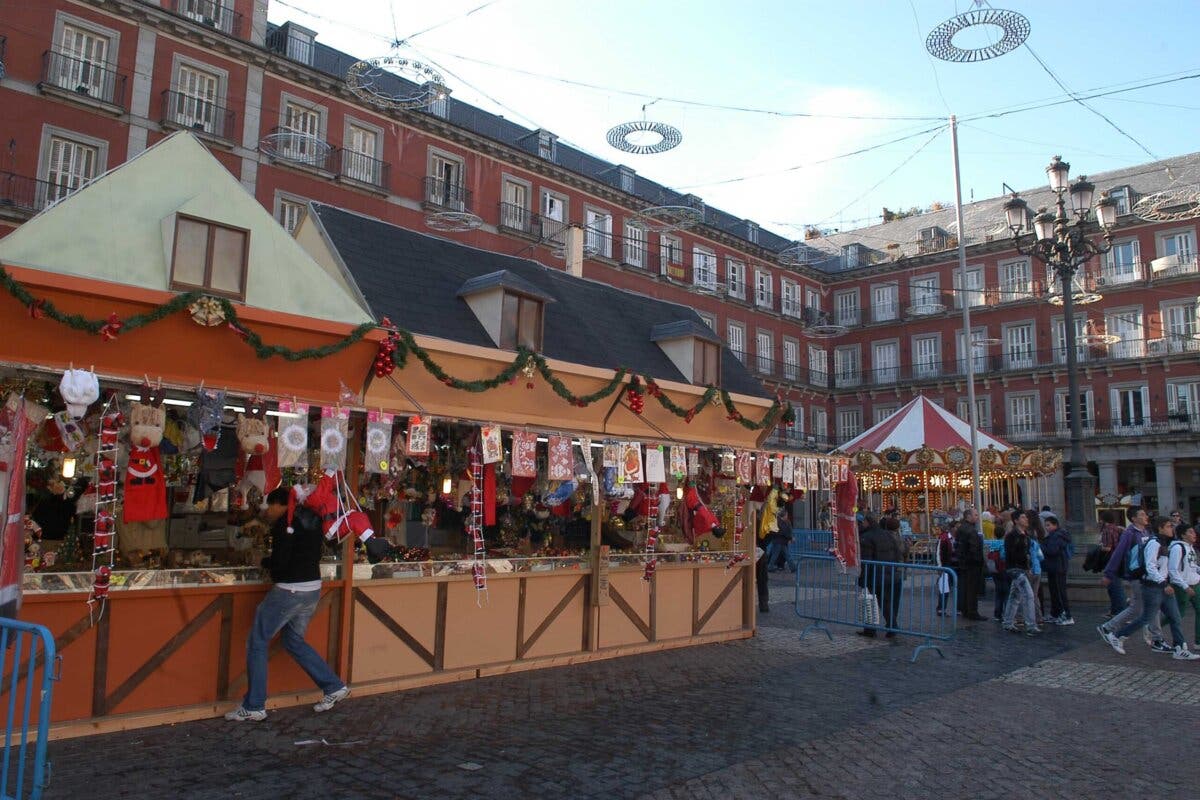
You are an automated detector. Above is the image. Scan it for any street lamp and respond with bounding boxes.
[1004,156,1116,540]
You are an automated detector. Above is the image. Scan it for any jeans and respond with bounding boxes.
[1106,579,1127,616]
[1002,570,1037,628]
[1173,586,1200,643]
[1107,579,1163,639]
[245,586,344,712]
[1115,583,1182,646]
[1046,569,1070,618]
[765,537,789,571]
[992,570,1009,619]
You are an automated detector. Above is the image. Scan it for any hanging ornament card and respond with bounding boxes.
[687,448,701,477]
[818,457,831,488]
[364,411,393,474]
[838,457,850,483]
[803,458,815,490]
[790,457,802,489]
[548,435,573,481]
[735,451,752,485]
[319,407,349,471]
[620,442,643,484]
[754,452,770,486]
[645,446,666,484]
[578,437,599,505]
[669,446,686,478]
[406,416,431,457]
[782,456,795,485]
[602,441,619,469]
[771,454,783,478]
[480,425,502,465]
[512,431,538,478]
[276,401,309,468]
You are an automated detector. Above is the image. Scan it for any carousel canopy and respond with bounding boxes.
[838,395,1012,455]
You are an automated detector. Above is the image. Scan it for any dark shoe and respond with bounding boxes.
[966,614,987,621]
[758,602,770,613]
[885,631,897,639]
[857,630,876,638]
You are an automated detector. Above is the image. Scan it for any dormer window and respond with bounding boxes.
[499,291,543,351]
[693,339,720,385]
[170,214,248,299]
[651,320,722,387]
[1110,185,1132,216]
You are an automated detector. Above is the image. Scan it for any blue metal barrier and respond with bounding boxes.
[787,528,833,570]
[0,618,58,800]
[794,553,958,662]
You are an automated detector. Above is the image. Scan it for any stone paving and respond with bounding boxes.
[43,573,1200,798]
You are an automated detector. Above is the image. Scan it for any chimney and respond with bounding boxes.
[564,224,585,277]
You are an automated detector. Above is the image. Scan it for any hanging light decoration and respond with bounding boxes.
[606,101,682,155]
[925,7,1031,63]
[345,54,449,111]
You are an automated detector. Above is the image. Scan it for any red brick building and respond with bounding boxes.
[2,0,1198,519]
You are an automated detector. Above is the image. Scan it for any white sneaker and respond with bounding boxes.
[224,706,266,722]
[313,685,351,713]
[1173,645,1200,661]
[1143,628,1154,647]
[1104,631,1126,655]
[1058,616,1075,626]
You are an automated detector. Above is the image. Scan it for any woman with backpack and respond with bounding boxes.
[1109,515,1199,660]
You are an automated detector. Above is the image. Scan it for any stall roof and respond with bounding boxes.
[838,395,1012,454]
[305,203,769,399]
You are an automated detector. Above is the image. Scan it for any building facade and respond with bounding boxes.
[2,0,1198,518]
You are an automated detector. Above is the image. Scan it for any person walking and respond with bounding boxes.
[1167,523,1200,651]
[1041,513,1074,625]
[1028,511,1047,626]
[1002,511,1040,635]
[935,521,956,615]
[226,487,351,722]
[858,512,905,638]
[1100,508,1154,648]
[1109,515,1199,660]
[954,508,986,620]
[1095,510,1124,614]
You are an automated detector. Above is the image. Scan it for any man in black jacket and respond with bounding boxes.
[858,513,905,638]
[226,488,350,722]
[955,509,987,620]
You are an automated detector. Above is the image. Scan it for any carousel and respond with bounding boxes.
[835,396,1061,530]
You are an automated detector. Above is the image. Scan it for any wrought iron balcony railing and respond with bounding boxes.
[0,173,60,216]
[497,202,539,237]
[335,148,390,190]
[160,89,236,142]
[170,0,245,38]
[422,176,471,212]
[40,50,127,109]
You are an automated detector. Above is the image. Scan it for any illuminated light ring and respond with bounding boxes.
[806,324,848,339]
[345,55,448,111]
[970,337,1002,346]
[1133,186,1200,222]
[258,131,333,167]
[925,8,1031,63]
[280,423,308,452]
[320,427,346,456]
[365,427,389,456]
[636,205,704,233]
[1079,332,1121,346]
[1048,292,1102,306]
[906,303,947,316]
[606,120,683,155]
[424,211,483,232]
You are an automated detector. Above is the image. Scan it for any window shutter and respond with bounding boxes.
[1141,386,1151,422]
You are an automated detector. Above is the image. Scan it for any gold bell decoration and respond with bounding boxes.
[188,296,226,327]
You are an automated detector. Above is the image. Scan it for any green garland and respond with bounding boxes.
[1,264,788,429]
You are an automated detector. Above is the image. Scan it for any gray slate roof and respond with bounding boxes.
[457,270,554,303]
[650,320,722,345]
[309,203,768,398]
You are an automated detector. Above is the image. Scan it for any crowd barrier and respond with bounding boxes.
[793,553,958,662]
[0,618,58,800]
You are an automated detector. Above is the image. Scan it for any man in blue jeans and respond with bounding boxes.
[226,487,350,722]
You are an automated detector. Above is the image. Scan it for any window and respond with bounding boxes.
[499,292,543,351]
[285,27,314,64]
[754,269,773,308]
[746,221,759,244]
[871,284,898,322]
[170,215,249,299]
[1109,186,1131,216]
[1052,316,1088,365]
[540,190,567,241]
[1167,382,1200,427]
[277,197,305,234]
[755,331,773,374]
[1104,238,1141,283]
[622,221,647,267]
[834,345,861,387]
[693,339,720,385]
[55,22,111,98]
[1161,301,1200,353]
[837,408,862,444]
[1006,394,1039,439]
[783,338,800,382]
[956,397,991,431]
[1106,309,1144,359]
[804,288,822,312]
[282,100,325,165]
[873,404,898,425]
[809,345,828,387]
[428,151,465,209]
[953,266,984,308]
[501,179,533,233]
[913,335,940,378]
[1158,229,1196,270]
[172,64,220,133]
[872,341,898,385]
[727,260,746,299]
[727,322,746,362]
[618,167,634,193]
[660,234,682,275]
[812,408,828,444]
[781,279,799,316]
[834,290,860,326]
[697,312,716,331]
[693,247,716,289]
[536,129,557,161]
[1110,385,1150,432]
[999,258,1032,300]
[181,0,233,33]
[343,122,381,185]
[1004,323,1035,370]
[1054,390,1093,434]
[956,328,988,374]
[909,276,940,310]
[44,134,99,203]
[841,244,861,269]
[584,208,612,258]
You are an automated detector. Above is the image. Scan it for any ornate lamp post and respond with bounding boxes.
[1004,156,1118,539]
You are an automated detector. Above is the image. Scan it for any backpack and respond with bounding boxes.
[1125,537,1150,581]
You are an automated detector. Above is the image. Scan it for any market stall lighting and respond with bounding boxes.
[122,395,300,417]
[61,457,76,478]
[676,486,684,500]
[441,476,453,495]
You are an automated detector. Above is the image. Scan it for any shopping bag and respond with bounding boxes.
[857,587,881,626]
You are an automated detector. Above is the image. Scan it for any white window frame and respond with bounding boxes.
[836,407,862,444]
[342,117,384,185]
[909,274,941,309]
[781,278,799,317]
[693,246,717,290]
[1105,307,1145,359]
[1166,381,1200,430]
[1109,186,1132,216]
[834,289,860,326]
[871,283,898,322]
[278,93,329,166]
[427,146,466,208]
[1054,388,1094,435]
[812,407,828,443]
[1104,237,1142,284]
[37,124,108,204]
[834,345,861,388]
[51,12,121,99]
[755,330,773,375]
[912,334,940,379]
[273,191,308,235]
[697,312,716,332]
[660,233,683,275]
[872,340,899,385]
[622,220,647,267]
[873,404,898,426]
[754,269,773,308]
[956,396,991,431]
[805,288,822,312]
[500,175,533,232]
[727,259,746,299]
[1110,384,1151,433]
[727,322,746,362]
[998,258,1032,302]
[952,265,985,309]
[169,55,228,135]
[782,337,800,382]
[1160,299,1200,353]
[539,188,568,242]
[1002,321,1036,370]
[1157,227,1196,260]
[1051,315,1089,365]
[955,326,988,375]
[809,345,828,388]
[584,206,613,259]
[1006,393,1040,440]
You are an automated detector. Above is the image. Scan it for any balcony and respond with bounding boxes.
[781,298,801,318]
[498,202,539,238]
[264,126,335,172]
[39,50,128,112]
[834,308,861,326]
[1099,261,1145,286]
[747,356,824,389]
[160,89,236,143]
[619,236,654,271]
[871,302,899,323]
[993,416,1200,444]
[1150,254,1199,279]
[422,176,471,212]
[0,173,58,219]
[835,371,862,389]
[169,0,245,38]
[1148,337,1200,356]
[266,28,315,65]
[334,148,390,192]
[761,429,833,453]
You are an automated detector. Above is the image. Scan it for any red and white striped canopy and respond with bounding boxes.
[838,395,1012,454]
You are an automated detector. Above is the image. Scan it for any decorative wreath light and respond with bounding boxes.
[636,205,704,233]
[425,211,483,232]
[280,422,308,452]
[345,55,448,111]
[906,303,947,317]
[806,323,847,339]
[258,131,333,167]
[1133,186,1200,222]
[365,426,390,457]
[320,426,346,456]
[606,108,683,155]
[925,7,1031,63]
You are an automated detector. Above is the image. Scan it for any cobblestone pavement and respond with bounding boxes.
[45,573,1200,798]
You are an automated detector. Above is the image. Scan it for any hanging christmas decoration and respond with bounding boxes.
[98,313,123,341]
[480,424,502,465]
[626,376,645,415]
[620,442,643,484]
[364,411,394,474]
[468,444,487,605]
[320,407,349,471]
[89,395,122,620]
[512,430,537,478]
[188,296,226,327]
[58,368,99,420]
[345,54,448,111]
[925,7,1030,63]
[188,386,225,451]
[276,400,310,468]
[548,435,572,481]
[606,102,683,155]
[406,416,431,457]
[642,485,663,583]
[374,328,400,378]
[644,446,666,484]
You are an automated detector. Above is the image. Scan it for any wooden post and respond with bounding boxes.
[587,449,603,651]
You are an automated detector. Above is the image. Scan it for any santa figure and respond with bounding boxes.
[234,406,281,509]
[123,391,168,524]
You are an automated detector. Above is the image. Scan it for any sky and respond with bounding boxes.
[267,0,1200,240]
